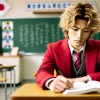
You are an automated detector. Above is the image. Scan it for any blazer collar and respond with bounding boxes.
[59,39,72,77]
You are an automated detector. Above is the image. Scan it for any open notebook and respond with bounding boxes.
[63,81,100,94]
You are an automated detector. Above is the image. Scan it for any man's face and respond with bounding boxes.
[68,19,91,50]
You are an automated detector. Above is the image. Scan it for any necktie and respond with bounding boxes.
[74,51,82,70]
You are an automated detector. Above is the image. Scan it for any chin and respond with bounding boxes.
[74,43,83,47]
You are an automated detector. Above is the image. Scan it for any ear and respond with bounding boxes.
[63,28,68,38]
[64,32,68,38]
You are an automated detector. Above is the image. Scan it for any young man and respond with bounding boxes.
[36,3,100,93]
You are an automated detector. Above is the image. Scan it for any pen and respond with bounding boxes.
[58,70,63,76]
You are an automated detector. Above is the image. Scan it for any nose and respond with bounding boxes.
[77,30,82,39]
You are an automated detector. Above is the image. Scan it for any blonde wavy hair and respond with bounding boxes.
[59,2,100,38]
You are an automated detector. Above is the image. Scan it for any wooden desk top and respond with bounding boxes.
[10,83,100,100]
[0,65,16,68]
[0,55,22,58]
[0,78,7,82]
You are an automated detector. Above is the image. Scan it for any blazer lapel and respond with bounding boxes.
[58,39,72,77]
[85,40,97,74]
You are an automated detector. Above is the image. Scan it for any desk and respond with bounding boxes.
[10,83,100,100]
[0,65,16,91]
[0,55,22,84]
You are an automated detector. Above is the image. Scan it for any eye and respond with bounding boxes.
[83,30,89,32]
[73,27,78,31]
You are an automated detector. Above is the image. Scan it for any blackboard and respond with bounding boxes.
[0,18,64,53]
[0,18,100,53]
[93,32,100,40]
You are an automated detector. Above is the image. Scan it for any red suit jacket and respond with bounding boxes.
[36,39,100,89]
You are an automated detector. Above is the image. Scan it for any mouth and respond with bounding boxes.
[74,40,82,42]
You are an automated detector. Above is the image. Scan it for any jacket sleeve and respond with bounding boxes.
[88,48,100,81]
[36,44,56,89]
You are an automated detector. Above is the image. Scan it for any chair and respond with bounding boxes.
[0,77,8,100]
[0,65,16,93]
[0,78,7,82]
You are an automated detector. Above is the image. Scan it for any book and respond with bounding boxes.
[63,81,100,95]
[10,47,19,56]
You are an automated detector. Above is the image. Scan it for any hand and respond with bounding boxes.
[48,75,73,93]
[71,76,89,83]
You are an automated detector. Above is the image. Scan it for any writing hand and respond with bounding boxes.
[48,75,73,92]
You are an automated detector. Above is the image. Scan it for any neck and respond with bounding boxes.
[72,46,83,51]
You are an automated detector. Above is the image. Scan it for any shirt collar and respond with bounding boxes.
[68,40,86,54]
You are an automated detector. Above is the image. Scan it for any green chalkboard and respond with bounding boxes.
[0,18,64,53]
[93,32,100,40]
[0,18,100,53]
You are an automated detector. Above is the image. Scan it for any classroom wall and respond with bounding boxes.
[5,0,100,18]
[2,0,100,80]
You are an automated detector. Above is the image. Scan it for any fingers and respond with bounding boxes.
[57,75,73,88]
[66,79,73,88]
[57,79,70,89]
[51,87,61,93]
[52,84,64,92]
[49,78,65,92]
[49,75,73,93]
[57,75,68,83]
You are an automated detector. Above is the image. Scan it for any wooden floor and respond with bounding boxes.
[0,80,36,100]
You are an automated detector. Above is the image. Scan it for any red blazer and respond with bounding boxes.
[36,39,100,89]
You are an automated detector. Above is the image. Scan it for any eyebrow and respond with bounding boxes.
[73,26,89,30]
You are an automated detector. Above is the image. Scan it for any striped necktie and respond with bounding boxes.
[74,51,82,70]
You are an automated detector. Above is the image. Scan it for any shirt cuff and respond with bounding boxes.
[45,78,55,89]
[87,75,92,81]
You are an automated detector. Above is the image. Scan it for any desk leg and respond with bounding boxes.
[1,71,4,87]
[4,71,7,100]
[13,68,16,90]
[10,70,12,93]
